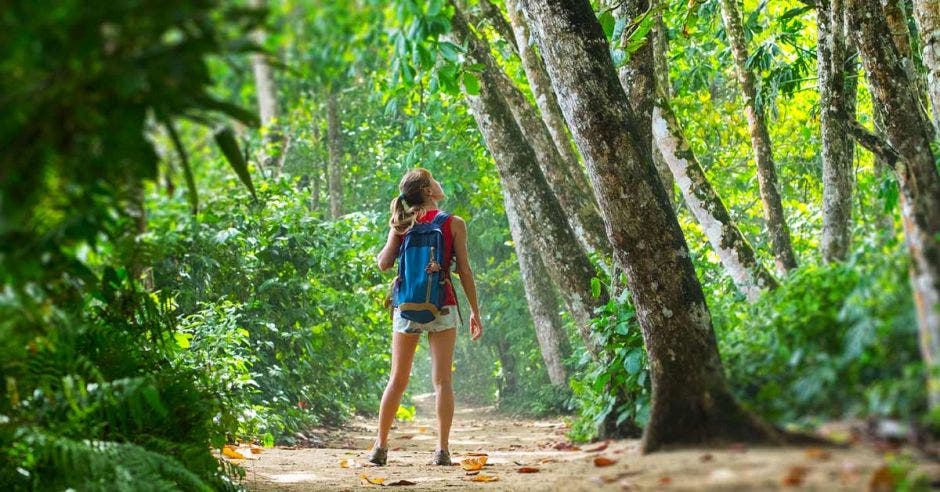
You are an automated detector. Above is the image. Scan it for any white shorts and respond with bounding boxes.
[392,305,460,334]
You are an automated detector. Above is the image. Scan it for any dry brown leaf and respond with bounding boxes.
[553,441,581,451]
[466,452,489,457]
[804,447,831,461]
[468,474,499,482]
[781,466,809,487]
[699,453,713,462]
[465,470,480,476]
[584,440,610,453]
[658,475,673,485]
[359,473,386,485]
[386,479,417,486]
[399,435,414,440]
[593,456,618,467]
[417,427,428,433]
[868,465,895,492]
[517,467,540,473]
[222,447,245,460]
[461,456,488,471]
[249,445,263,455]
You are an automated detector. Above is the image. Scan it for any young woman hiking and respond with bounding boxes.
[370,168,483,466]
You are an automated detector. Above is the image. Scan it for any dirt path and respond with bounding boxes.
[239,394,938,491]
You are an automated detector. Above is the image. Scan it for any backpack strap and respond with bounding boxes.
[430,211,450,228]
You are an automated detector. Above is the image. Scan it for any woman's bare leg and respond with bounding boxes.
[428,328,457,451]
[376,331,421,448]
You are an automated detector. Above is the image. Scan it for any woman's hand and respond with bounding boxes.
[469,311,483,341]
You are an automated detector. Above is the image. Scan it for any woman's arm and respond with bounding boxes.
[451,217,483,340]
[376,228,402,271]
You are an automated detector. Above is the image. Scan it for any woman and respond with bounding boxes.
[370,168,483,466]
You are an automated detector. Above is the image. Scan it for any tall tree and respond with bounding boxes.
[450,8,607,356]
[817,0,856,262]
[249,0,282,175]
[327,91,344,218]
[477,0,609,254]
[718,0,798,274]
[614,0,674,207]
[848,0,940,409]
[653,100,778,300]
[520,0,780,450]
[503,192,570,386]
[912,0,940,131]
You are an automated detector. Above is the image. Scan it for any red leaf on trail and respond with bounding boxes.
[593,456,618,467]
[553,441,581,451]
[392,447,403,451]
[781,466,809,487]
[728,443,748,453]
[658,476,672,485]
[583,440,610,453]
[517,467,540,473]
[386,479,417,486]
[700,453,713,462]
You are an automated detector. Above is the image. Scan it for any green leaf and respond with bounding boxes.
[214,126,256,198]
[462,71,480,96]
[598,10,616,40]
[164,119,198,214]
[591,277,602,298]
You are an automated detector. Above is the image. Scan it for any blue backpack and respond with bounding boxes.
[393,211,453,323]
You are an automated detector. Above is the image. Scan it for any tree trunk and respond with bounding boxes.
[614,1,655,163]
[503,191,570,386]
[652,100,777,300]
[490,0,609,255]
[818,0,856,262]
[327,91,344,219]
[450,9,607,357]
[718,0,798,274]
[249,0,282,175]
[311,123,322,213]
[520,0,781,450]
[912,0,940,131]
[849,0,940,409]
[650,8,676,208]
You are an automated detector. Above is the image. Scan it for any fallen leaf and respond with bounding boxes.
[465,471,480,476]
[553,441,581,451]
[539,458,559,464]
[728,443,748,453]
[518,467,540,473]
[593,456,618,467]
[584,440,610,453]
[399,435,414,440]
[805,447,831,461]
[782,466,809,487]
[417,427,428,433]
[700,453,714,462]
[466,452,489,457]
[468,474,499,482]
[340,459,349,468]
[386,479,417,486]
[359,473,386,485]
[461,456,488,471]
[868,465,894,492]
[249,445,263,455]
[392,447,404,451]
[222,447,245,460]
[659,475,673,485]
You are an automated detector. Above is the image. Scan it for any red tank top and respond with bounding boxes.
[416,209,457,306]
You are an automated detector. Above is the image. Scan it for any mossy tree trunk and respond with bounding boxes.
[519,0,781,450]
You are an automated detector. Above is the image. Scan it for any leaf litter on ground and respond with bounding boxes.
[593,456,618,467]
[461,455,488,471]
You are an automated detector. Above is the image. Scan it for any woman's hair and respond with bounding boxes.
[390,168,433,234]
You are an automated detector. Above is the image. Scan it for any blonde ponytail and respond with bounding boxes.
[389,168,434,234]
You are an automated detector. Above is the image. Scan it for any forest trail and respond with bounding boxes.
[240,394,935,491]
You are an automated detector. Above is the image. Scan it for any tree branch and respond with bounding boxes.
[845,118,900,168]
